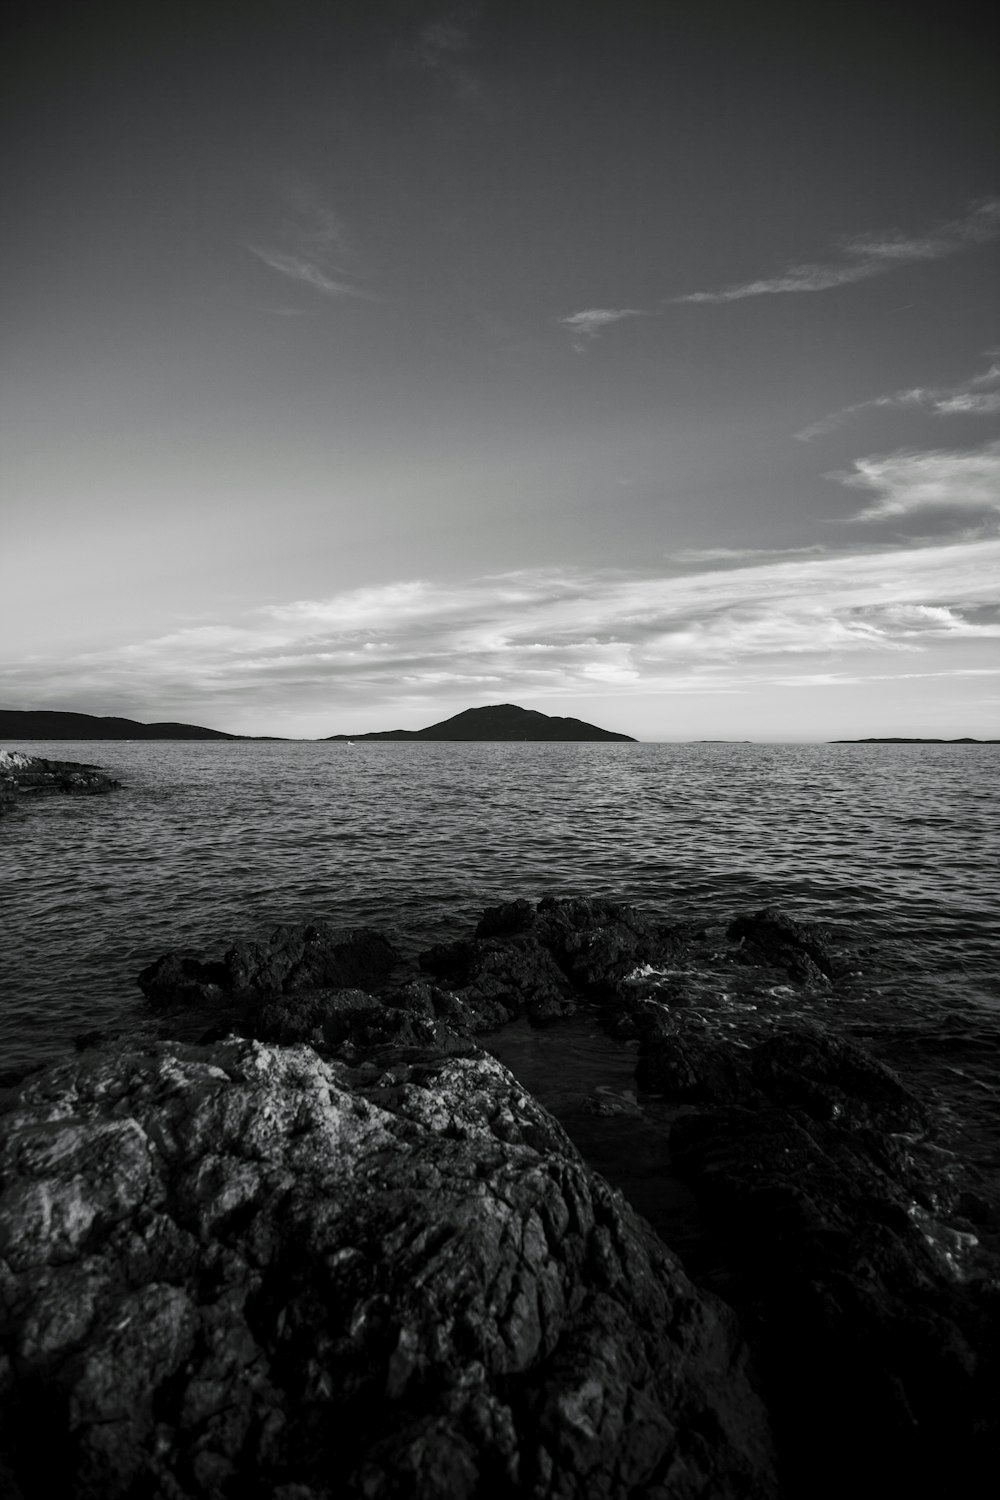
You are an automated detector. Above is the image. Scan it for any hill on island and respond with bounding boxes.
[0,710,282,741]
[325,703,636,742]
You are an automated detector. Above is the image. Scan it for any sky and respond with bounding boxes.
[2,0,998,740]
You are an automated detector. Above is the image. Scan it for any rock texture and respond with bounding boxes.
[638,1020,998,1497]
[0,1039,777,1499]
[123,896,1000,1494]
[0,752,121,815]
[138,924,402,1013]
[137,899,693,1045]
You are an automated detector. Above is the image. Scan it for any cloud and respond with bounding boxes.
[834,440,1000,521]
[246,188,371,302]
[5,539,998,724]
[246,246,368,299]
[557,307,645,352]
[671,196,1000,305]
[411,8,482,99]
[669,545,827,564]
[797,354,1000,439]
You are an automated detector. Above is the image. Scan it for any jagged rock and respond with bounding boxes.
[726,908,838,983]
[137,925,401,1008]
[749,1027,930,1132]
[0,752,120,815]
[523,897,685,993]
[0,1040,778,1499]
[636,1032,758,1105]
[668,1087,995,1496]
[242,988,458,1054]
[419,935,577,1028]
[419,898,687,1033]
[635,1025,929,1132]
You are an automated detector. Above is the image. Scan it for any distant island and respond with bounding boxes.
[831,737,998,744]
[326,703,636,742]
[0,710,285,741]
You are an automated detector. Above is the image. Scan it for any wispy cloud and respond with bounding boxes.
[835,439,1000,521]
[247,190,371,302]
[246,246,368,298]
[411,8,482,100]
[671,197,1000,305]
[669,545,828,565]
[798,354,1000,439]
[557,307,645,352]
[6,540,998,724]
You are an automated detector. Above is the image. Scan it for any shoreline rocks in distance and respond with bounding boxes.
[0,750,121,816]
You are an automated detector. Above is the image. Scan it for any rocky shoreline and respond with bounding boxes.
[2,890,998,1496]
[0,751,121,816]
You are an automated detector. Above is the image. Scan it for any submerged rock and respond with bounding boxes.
[0,752,121,815]
[0,1039,778,1499]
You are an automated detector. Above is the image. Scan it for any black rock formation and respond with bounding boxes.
[138,924,402,1011]
[0,1039,778,1499]
[325,703,636,741]
[96,896,1000,1493]
[0,751,121,815]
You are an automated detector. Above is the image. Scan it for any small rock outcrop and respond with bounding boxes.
[138,924,402,1010]
[0,1039,778,1499]
[0,752,121,815]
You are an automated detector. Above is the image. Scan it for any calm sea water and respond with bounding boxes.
[3,739,998,1169]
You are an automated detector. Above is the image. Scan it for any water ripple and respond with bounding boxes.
[2,739,997,1078]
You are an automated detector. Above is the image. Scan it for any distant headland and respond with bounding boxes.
[326,703,636,742]
[0,710,285,741]
[830,736,998,744]
[0,704,635,743]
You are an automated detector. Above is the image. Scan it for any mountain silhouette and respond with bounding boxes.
[325,703,635,742]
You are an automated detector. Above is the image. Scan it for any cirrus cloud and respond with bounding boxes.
[4,538,998,729]
[671,196,1000,305]
[835,440,1000,521]
[557,307,645,352]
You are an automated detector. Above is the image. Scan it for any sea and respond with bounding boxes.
[2,738,998,1203]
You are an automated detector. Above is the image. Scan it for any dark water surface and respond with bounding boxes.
[3,739,998,1169]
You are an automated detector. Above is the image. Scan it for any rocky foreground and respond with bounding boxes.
[2,897,998,1497]
[0,751,121,815]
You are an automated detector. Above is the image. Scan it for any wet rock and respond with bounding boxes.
[138,924,401,1008]
[531,897,685,993]
[243,988,452,1053]
[749,1026,930,1132]
[727,908,838,983]
[0,752,120,815]
[419,898,688,1036]
[420,934,577,1029]
[0,1039,778,1499]
[636,1032,759,1106]
[668,1080,995,1496]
